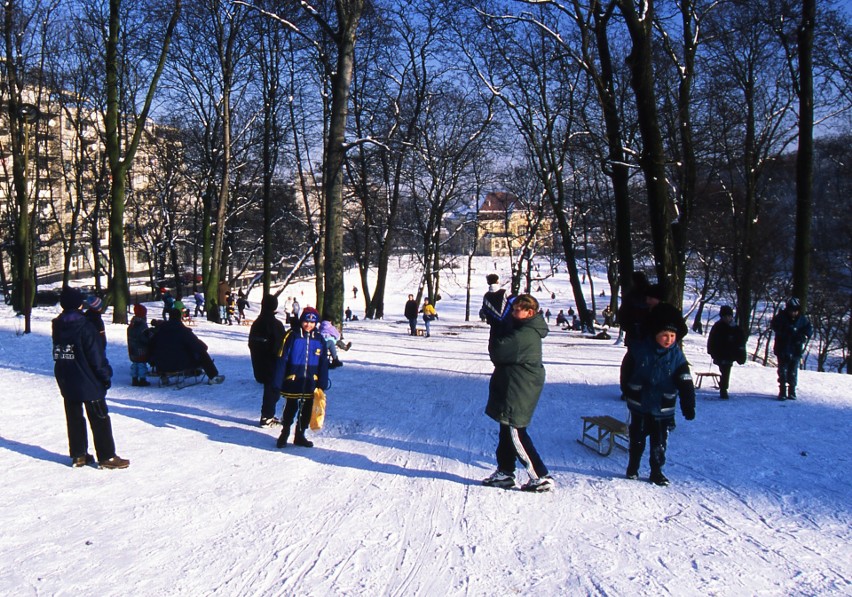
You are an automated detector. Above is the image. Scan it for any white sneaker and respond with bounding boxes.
[208,375,225,385]
[521,475,555,493]
[482,470,516,488]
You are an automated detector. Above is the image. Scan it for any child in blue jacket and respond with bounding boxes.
[272,307,329,448]
[621,315,696,486]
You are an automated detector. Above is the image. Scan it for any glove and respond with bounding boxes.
[683,408,695,421]
[104,380,112,390]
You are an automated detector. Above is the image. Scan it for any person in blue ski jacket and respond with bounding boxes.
[52,286,129,469]
[272,307,329,448]
[770,297,813,400]
[621,313,696,486]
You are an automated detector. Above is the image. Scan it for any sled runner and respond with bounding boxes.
[578,415,629,456]
[158,369,206,389]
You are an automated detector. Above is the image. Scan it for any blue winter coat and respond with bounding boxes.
[148,317,209,373]
[771,309,813,361]
[272,328,329,399]
[621,338,695,420]
[52,310,112,402]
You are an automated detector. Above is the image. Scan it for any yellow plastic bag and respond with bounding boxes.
[310,388,326,430]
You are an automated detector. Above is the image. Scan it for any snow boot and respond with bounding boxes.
[276,427,290,448]
[293,432,314,448]
[787,386,797,400]
[137,378,150,387]
[131,377,139,386]
[778,385,787,401]
[649,470,670,486]
[99,455,130,470]
[330,359,343,369]
[72,454,95,468]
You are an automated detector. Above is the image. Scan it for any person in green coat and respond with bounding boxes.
[482,294,554,493]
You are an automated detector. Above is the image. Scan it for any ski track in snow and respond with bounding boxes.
[1,264,850,596]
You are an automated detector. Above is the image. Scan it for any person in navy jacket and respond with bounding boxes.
[621,313,696,486]
[52,286,129,469]
[273,307,329,448]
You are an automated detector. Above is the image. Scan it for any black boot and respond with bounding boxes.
[778,384,787,401]
[626,450,642,480]
[276,426,290,448]
[787,386,796,400]
[131,378,139,387]
[293,431,314,448]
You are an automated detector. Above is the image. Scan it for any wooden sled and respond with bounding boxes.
[578,415,629,456]
[694,372,721,389]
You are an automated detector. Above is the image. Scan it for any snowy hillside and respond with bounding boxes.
[1,260,850,596]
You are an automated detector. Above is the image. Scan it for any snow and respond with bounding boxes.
[1,258,850,596]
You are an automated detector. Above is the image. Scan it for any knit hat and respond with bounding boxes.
[719,305,733,318]
[60,286,84,311]
[85,295,104,311]
[786,297,801,310]
[300,306,320,323]
[134,303,147,318]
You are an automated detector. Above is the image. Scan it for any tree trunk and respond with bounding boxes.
[792,0,815,308]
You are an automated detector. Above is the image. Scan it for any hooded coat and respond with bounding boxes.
[148,314,209,373]
[248,296,286,384]
[52,310,112,402]
[771,309,813,360]
[485,312,548,428]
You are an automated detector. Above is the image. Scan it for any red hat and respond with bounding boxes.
[134,304,147,317]
[300,306,320,323]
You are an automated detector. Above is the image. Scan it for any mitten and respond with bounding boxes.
[683,408,695,421]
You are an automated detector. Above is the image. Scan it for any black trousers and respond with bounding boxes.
[495,424,549,480]
[260,382,280,420]
[64,398,116,462]
[627,412,670,475]
[718,363,732,392]
[282,397,314,436]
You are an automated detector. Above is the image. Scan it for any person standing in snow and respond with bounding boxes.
[127,303,153,387]
[272,307,329,448]
[404,294,419,336]
[249,295,287,428]
[52,286,129,469]
[482,294,554,492]
[421,298,437,337]
[479,273,513,327]
[84,295,107,350]
[706,305,746,400]
[770,297,813,400]
[621,314,696,486]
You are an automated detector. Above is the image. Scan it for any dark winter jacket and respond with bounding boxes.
[485,312,548,428]
[127,316,152,363]
[621,337,695,420]
[85,309,107,350]
[771,309,813,361]
[272,327,329,399]
[617,289,650,347]
[404,299,419,320]
[480,288,513,326]
[707,320,747,366]
[248,300,286,384]
[52,310,112,402]
[148,316,210,373]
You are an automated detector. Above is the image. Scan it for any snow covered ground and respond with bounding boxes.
[1,258,850,596]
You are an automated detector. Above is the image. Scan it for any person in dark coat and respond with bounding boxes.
[249,295,287,427]
[770,297,813,400]
[148,309,224,384]
[84,295,107,350]
[52,286,129,469]
[404,294,419,336]
[482,294,554,493]
[706,305,747,400]
[127,303,152,386]
[617,272,650,347]
[479,273,513,326]
[272,307,329,448]
[621,313,696,486]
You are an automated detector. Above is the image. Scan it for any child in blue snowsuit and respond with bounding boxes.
[272,307,329,448]
[621,315,696,486]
